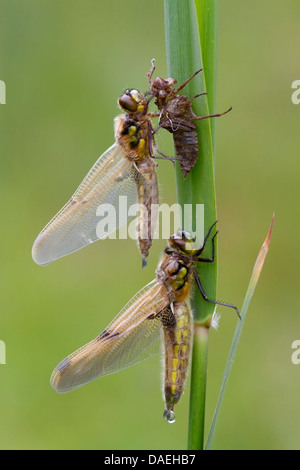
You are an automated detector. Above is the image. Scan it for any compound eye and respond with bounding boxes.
[153,77,166,88]
[118,90,138,112]
[158,90,167,99]
[165,78,177,87]
[168,229,196,254]
[181,230,196,244]
[180,230,190,241]
[168,232,187,251]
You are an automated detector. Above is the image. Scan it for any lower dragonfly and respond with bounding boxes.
[50,222,240,423]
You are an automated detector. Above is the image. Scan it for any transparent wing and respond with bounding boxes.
[32,143,138,265]
[50,280,171,393]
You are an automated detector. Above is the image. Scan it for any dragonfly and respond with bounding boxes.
[147,59,232,178]
[32,89,159,268]
[50,222,240,423]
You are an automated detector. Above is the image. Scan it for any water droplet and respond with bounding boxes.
[163,409,176,424]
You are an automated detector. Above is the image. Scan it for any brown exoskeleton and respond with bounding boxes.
[147,59,232,178]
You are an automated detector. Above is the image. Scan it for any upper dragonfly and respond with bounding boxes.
[32,89,159,268]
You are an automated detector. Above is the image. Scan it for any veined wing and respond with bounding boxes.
[50,280,171,393]
[32,143,138,266]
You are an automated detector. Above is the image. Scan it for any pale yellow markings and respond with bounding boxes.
[175,330,182,344]
[128,126,137,135]
[178,267,187,279]
[181,329,189,340]
[138,139,145,153]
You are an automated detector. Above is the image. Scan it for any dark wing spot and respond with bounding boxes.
[56,357,72,375]
[96,329,110,341]
[96,329,121,341]
[110,331,120,339]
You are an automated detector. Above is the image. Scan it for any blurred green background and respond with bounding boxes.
[0,0,299,450]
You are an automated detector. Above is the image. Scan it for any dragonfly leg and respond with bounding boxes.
[191,106,232,121]
[182,92,207,105]
[196,231,218,262]
[147,120,177,164]
[195,221,218,257]
[194,271,240,319]
[147,58,156,85]
[173,69,203,94]
[154,150,178,165]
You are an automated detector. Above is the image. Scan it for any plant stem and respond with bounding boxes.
[164,0,218,450]
[196,0,218,161]
[205,215,274,449]
[187,324,209,449]
[164,0,217,324]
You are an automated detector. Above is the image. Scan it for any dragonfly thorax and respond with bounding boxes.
[156,250,194,304]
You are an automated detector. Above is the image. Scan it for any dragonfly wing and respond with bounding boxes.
[32,143,138,265]
[51,280,171,393]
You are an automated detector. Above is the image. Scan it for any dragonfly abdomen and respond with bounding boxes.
[163,301,192,423]
[136,159,159,268]
[173,128,198,178]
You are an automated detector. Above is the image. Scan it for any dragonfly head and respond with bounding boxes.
[167,229,198,256]
[118,89,147,114]
[151,77,177,100]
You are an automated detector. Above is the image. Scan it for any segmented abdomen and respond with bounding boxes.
[160,112,198,179]
[136,159,158,267]
[173,128,198,178]
[163,301,192,420]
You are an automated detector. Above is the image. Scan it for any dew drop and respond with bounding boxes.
[163,409,176,424]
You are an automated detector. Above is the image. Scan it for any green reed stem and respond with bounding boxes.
[164,0,218,450]
[196,0,218,160]
[187,324,209,449]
